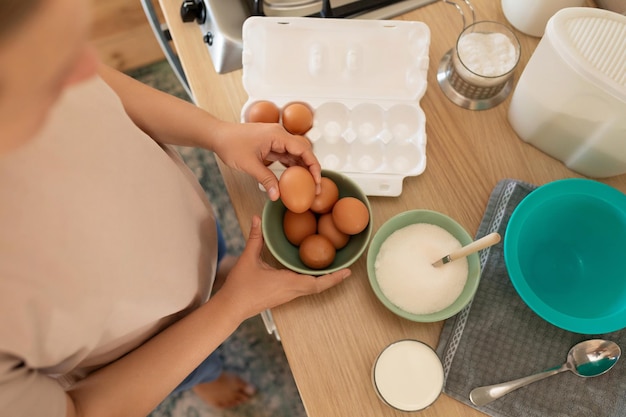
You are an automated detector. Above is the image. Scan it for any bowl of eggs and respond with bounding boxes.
[367,210,481,322]
[262,168,372,275]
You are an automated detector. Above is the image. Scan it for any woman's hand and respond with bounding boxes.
[212,215,351,321]
[210,122,321,201]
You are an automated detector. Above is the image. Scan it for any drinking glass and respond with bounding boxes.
[438,20,521,110]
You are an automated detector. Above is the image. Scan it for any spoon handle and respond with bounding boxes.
[433,232,501,267]
[469,365,567,406]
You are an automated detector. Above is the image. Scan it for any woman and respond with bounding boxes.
[0,0,351,416]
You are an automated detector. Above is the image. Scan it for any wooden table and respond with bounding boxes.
[158,1,623,416]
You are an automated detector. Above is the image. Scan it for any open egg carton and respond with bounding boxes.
[241,16,430,197]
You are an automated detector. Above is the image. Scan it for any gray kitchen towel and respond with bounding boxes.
[436,178,626,417]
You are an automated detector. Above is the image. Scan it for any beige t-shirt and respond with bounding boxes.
[0,76,218,416]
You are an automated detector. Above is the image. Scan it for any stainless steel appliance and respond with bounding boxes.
[179,0,437,74]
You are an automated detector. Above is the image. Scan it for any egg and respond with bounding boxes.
[310,177,339,214]
[332,197,369,235]
[299,234,336,269]
[246,100,280,123]
[279,166,316,213]
[317,213,350,249]
[282,102,314,135]
[283,209,317,246]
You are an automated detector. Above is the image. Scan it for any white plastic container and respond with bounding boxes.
[501,0,585,37]
[241,17,430,196]
[508,8,626,178]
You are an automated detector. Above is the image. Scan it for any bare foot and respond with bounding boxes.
[192,372,256,409]
[212,254,238,295]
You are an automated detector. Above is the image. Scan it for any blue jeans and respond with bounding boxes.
[172,221,228,394]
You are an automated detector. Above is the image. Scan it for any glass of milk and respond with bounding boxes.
[372,339,444,412]
[437,21,521,110]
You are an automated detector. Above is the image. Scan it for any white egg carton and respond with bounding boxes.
[241,16,430,197]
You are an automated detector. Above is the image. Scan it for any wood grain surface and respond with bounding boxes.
[90,0,164,70]
[158,0,624,416]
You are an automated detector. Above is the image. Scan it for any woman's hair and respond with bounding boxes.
[0,0,43,39]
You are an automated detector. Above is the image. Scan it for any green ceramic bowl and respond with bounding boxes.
[367,210,481,322]
[262,169,372,275]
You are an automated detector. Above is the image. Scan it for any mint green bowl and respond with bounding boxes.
[367,210,481,322]
[262,169,372,276]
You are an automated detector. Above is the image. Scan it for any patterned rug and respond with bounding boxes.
[127,61,306,417]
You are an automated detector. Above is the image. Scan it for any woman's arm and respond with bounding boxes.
[65,216,351,417]
[63,67,350,417]
[98,64,321,200]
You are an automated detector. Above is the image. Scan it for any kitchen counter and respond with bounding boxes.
[157,0,624,416]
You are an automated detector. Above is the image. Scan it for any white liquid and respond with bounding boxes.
[375,223,468,315]
[373,340,444,411]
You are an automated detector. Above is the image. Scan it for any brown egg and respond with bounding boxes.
[279,166,316,213]
[332,197,370,235]
[310,177,339,214]
[282,102,314,135]
[318,213,350,249]
[299,234,336,269]
[246,100,280,123]
[283,209,317,246]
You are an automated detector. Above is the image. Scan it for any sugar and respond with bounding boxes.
[457,32,517,77]
[374,223,468,315]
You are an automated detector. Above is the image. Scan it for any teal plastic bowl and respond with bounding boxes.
[367,210,481,322]
[505,179,626,334]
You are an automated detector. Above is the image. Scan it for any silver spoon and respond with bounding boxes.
[469,339,621,406]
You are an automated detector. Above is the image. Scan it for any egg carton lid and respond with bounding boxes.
[241,16,431,102]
